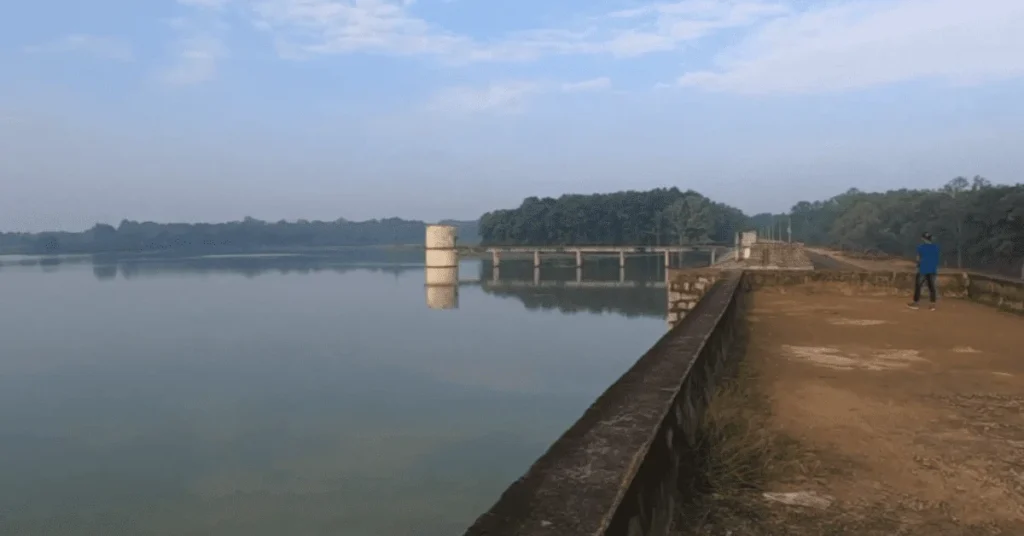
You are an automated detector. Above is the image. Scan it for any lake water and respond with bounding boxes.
[0,251,674,536]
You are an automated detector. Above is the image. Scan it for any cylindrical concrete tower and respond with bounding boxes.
[425,225,458,268]
[425,224,459,310]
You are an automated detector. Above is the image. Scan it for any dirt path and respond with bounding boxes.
[693,292,1024,535]
[805,248,917,272]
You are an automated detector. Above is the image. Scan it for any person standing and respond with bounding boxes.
[909,232,939,310]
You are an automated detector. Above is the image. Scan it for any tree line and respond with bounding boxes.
[4,178,1021,276]
[0,217,480,255]
[783,177,1024,276]
[478,179,1024,276]
[479,188,747,246]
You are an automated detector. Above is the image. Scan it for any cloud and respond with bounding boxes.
[159,2,231,86]
[600,0,789,57]
[427,81,543,114]
[160,33,228,86]
[427,77,611,114]
[245,0,785,62]
[24,34,134,62]
[676,0,1024,94]
[560,77,611,93]
[176,0,232,8]
[250,0,465,58]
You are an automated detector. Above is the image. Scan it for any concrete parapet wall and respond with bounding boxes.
[461,274,745,536]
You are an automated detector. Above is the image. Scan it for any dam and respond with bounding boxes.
[444,233,1024,534]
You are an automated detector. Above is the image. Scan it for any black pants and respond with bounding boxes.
[914,273,937,303]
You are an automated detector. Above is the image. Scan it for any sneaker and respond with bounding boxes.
[929,304,937,311]
[907,302,919,310]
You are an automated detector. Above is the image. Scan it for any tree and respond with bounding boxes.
[479,188,747,246]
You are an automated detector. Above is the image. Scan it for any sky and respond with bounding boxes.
[1,0,1023,231]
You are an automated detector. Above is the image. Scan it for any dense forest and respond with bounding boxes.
[783,177,1024,275]
[0,217,480,255]
[479,188,747,246]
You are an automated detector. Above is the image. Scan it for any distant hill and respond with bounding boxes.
[0,216,481,255]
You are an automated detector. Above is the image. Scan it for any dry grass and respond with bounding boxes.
[673,355,812,535]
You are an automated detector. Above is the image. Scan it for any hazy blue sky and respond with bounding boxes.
[2,0,1022,231]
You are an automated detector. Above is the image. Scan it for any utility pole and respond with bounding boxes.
[949,185,965,269]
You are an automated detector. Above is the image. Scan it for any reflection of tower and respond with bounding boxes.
[425,224,459,310]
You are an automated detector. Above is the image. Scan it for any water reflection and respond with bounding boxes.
[425,266,460,310]
[0,250,425,279]
[466,258,668,319]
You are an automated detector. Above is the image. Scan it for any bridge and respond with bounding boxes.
[484,243,733,268]
[462,278,666,289]
[455,243,1024,536]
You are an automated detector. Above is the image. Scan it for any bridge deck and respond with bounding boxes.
[726,292,1024,534]
[484,245,724,253]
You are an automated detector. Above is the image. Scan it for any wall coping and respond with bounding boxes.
[461,273,743,536]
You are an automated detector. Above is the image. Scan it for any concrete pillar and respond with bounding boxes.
[492,266,500,283]
[576,267,582,283]
[533,266,540,286]
[491,250,501,268]
[619,266,625,284]
[575,250,582,268]
[710,248,716,266]
[533,250,540,268]
[619,251,626,268]
[425,225,459,310]
[664,250,671,269]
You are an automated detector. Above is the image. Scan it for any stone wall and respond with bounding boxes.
[966,273,1024,313]
[740,270,969,298]
[666,270,721,327]
[667,269,1024,312]
[746,242,813,270]
[461,273,746,536]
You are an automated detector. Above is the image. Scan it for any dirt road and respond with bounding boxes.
[696,292,1024,535]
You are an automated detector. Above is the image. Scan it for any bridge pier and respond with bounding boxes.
[575,250,583,268]
[664,250,670,269]
[710,248,716,265]
[619,251,625,268]
[533,250,540,268]
[492,250,501,267]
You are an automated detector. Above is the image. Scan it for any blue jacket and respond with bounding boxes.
[917,243,939,274]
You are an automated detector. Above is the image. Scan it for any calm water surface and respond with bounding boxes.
[0,251,672,536]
